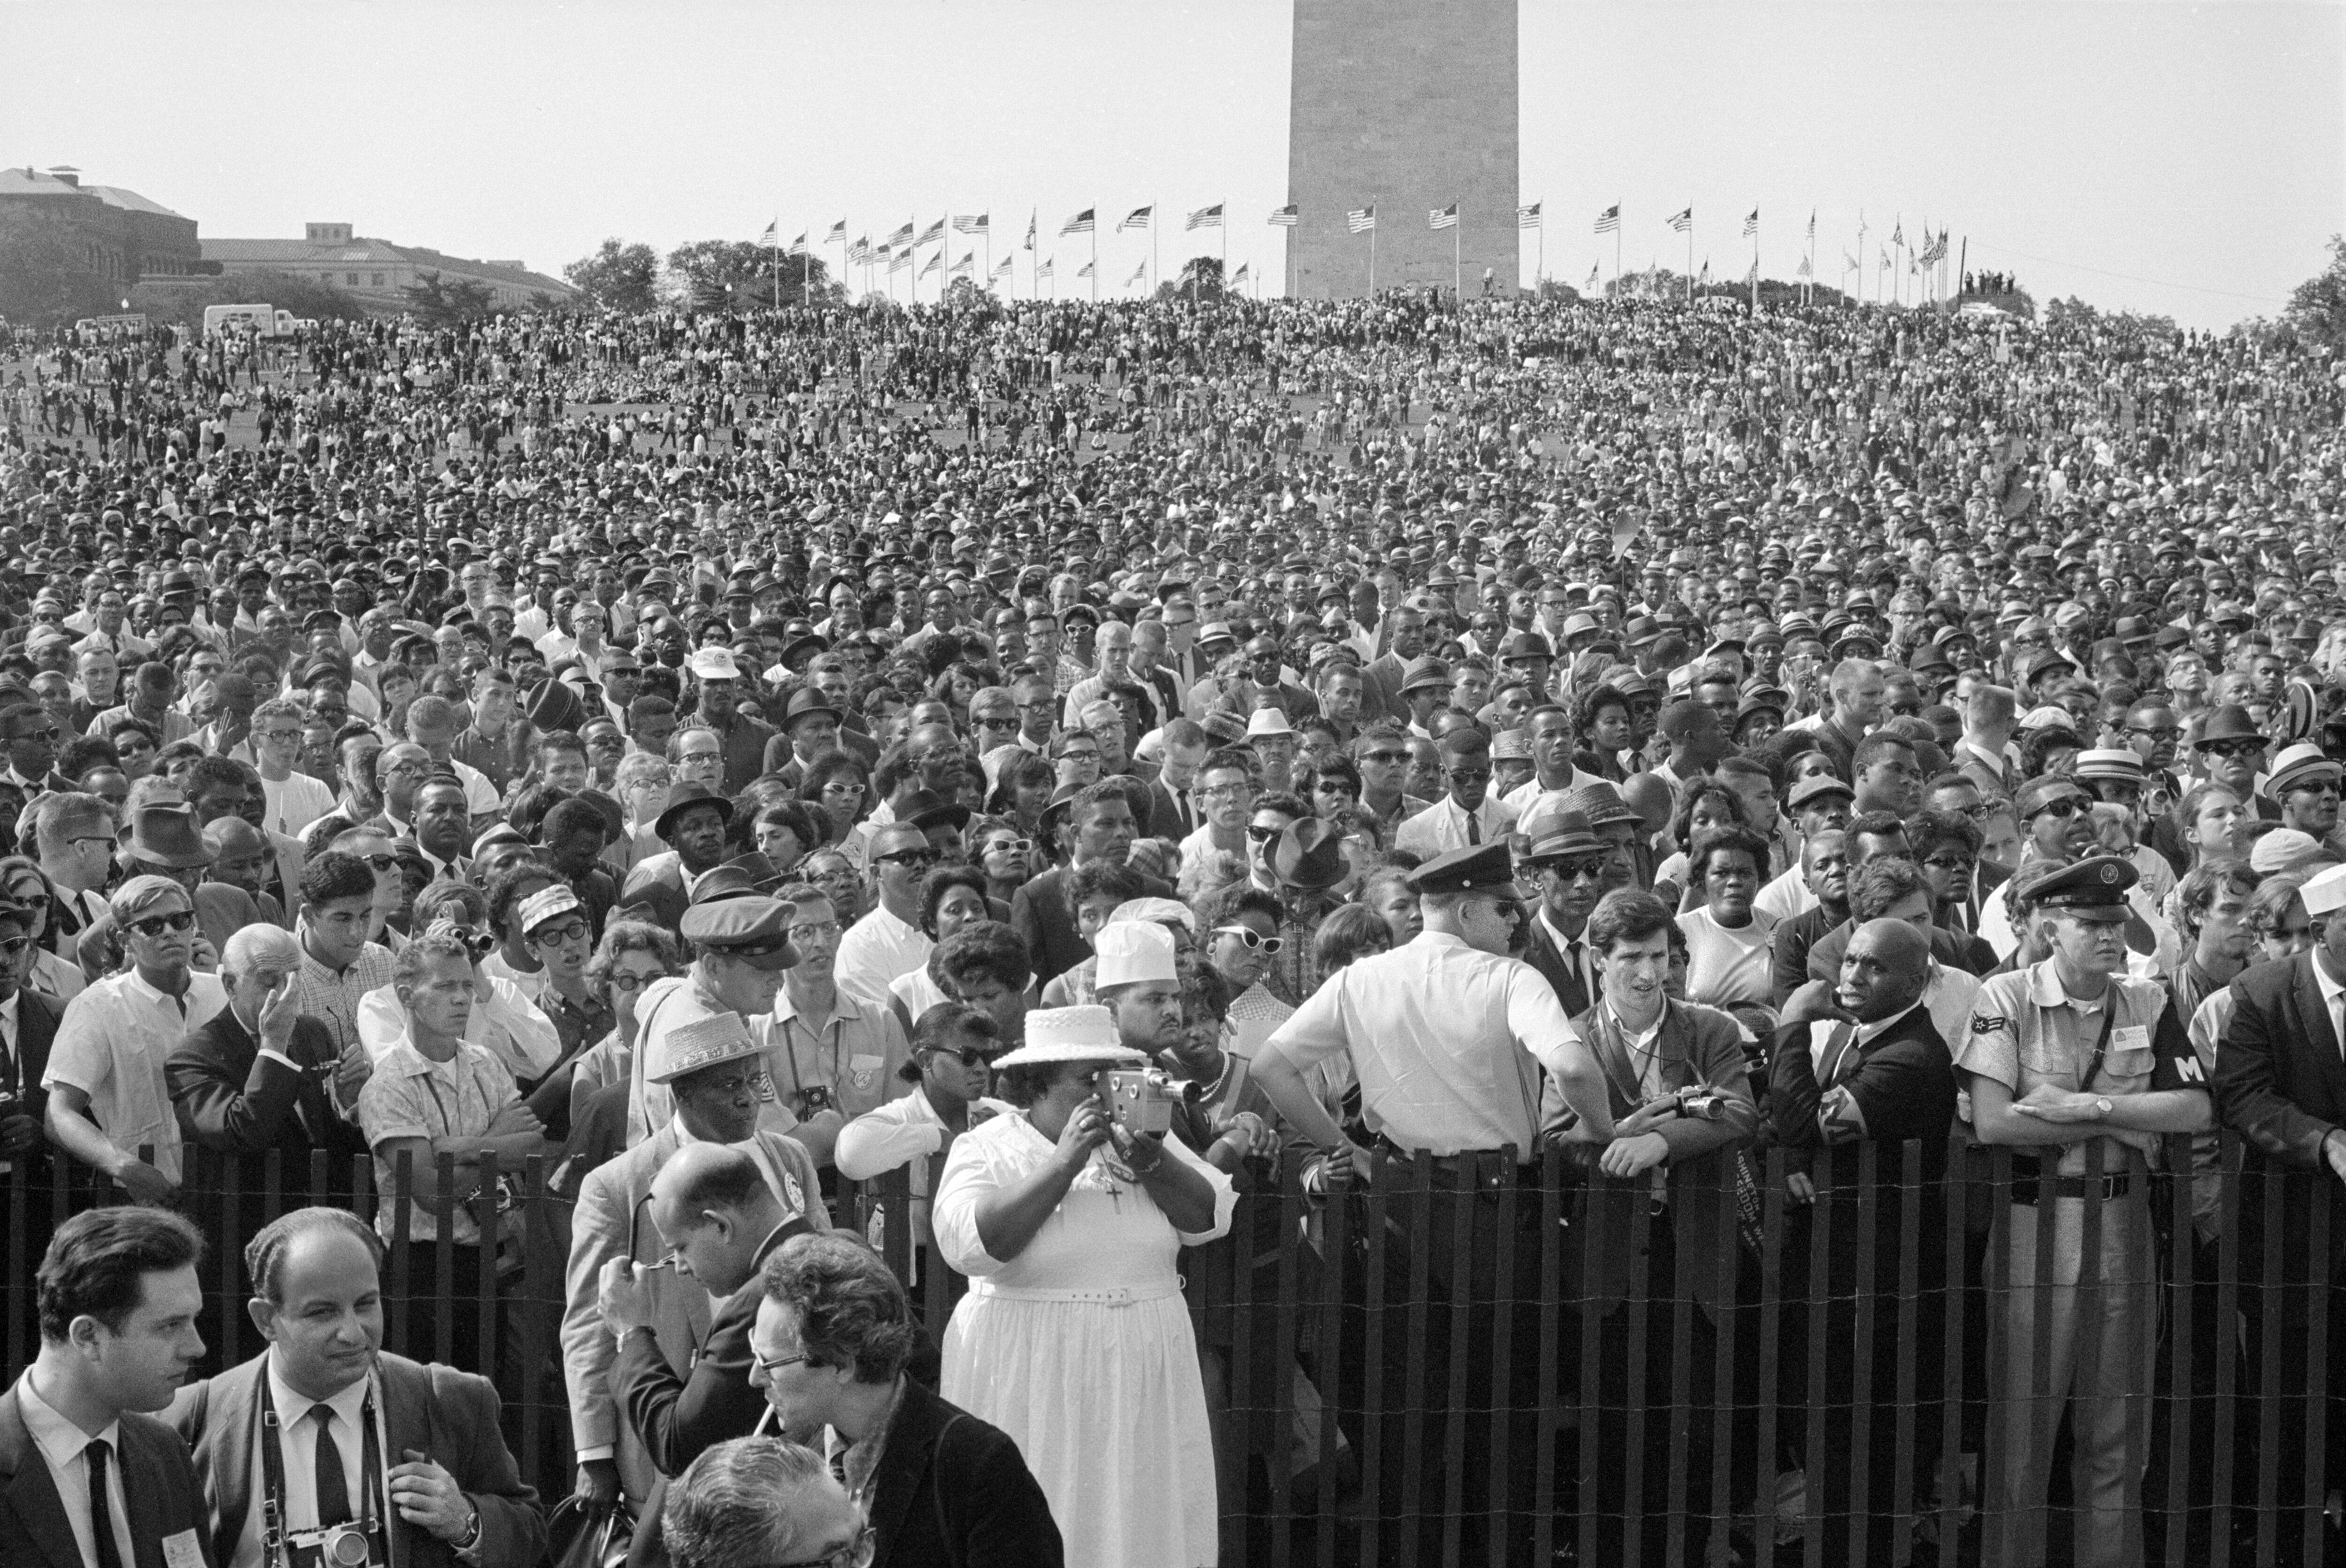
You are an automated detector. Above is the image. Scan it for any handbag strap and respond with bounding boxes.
[931,1412,968,1568]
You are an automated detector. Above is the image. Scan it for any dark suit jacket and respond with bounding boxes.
[1009,864,1177,988]
[166,1007,368,1199]
[1139,776,1196,842]
[617,858,689,933]
[1,991,66,1252]
[0,1376,214,1568]
[172,1350,545,1568]
[1519,913,1594,1018]
[2215,952,2346,1279]
[2,989,62,1136]
[865,1379,1063,1568]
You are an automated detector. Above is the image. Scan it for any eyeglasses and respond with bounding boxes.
[822,781,866,797]
[128,909,197,939]
[1244,824,1282,843]
[1922,853,1976,873]
[531,919,590,947]
[974,714,1019,729]
[2030,797,2084,820]
[754,1348,816,1378]
[1198,783,1252,801]
[1536,857,1611,883]
[981,837,1032,856]
[768,1522,877,1568]
[1213,926,1286,953]
[1444,768,1492,784]
[1358,749,1411,765]
[787,920,843,941]
[255,727,302,743]
[678,750,722,765]
[608,970,665,994]
[873,849,936,870]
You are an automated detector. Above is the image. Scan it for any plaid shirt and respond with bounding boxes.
[293,933,398,1059]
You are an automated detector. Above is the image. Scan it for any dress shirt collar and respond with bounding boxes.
[2314,950,2346,1013]
[18,1372,120,1479]
[125,965,193,1012]
[265,1348,371,1432]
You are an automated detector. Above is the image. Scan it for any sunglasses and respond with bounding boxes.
[1534,857,1611,883]
[0,935,29,958]
[1213,926,1285,954]
[981,837,1032,856]
[128,909,197,939]
[2199,741,2264,761]
[920,1044,998,1070]
[873,849,936,870]
[1244,825,1281,843]
[2030,796,2084,820]
[355,853,400,873]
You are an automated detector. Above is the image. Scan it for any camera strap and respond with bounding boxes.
[257,1367,387,1565]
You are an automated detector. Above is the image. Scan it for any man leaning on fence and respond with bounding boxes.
[170,1206,546,1568]
[1251,838,1618,1565]
[2212,857,2346,1552]
[1953,855,2210,1568]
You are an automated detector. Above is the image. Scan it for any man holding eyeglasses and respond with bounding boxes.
[44,876,227,1205]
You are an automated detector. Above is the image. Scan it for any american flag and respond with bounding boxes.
[1668,208,1691,233]
[1586,262,1599,288]
[1024,211,1037,250]
[1742,209,1758,238]
[951,252,973,277]
[1231,262,1250,285]
[888,248,912,273]
[1593,205,1618,235]
[1428,202,1458,231]
[848,237,870,264]
[1519,202,1543,229]
[1805,210,1815,241]
[1127,258,1149,285]
[1037,257,1054,278]
[758,219,777,243]
[1796,255,1813,278]
[954,214,988,235]
[1843,250,1858,273]
[917,218,945,247]
[886,222,914,247]
[1268,204,1298,226]
[826,220,847,244]
[918,253,939,278]
[1347,206,1376,234]
[1077,260,1095,278]
[1120,205,1152,231]
[991,255,1013,279]
[1880,246,1891,269]
[1891,219,1905,247]
[1060,209,1095,236]
[786,232,808,257]
[1186,204,1223,232]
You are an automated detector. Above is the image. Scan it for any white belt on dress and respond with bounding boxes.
[969,1280,1181,1307]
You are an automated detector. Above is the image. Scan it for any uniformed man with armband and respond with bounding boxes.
[1952,855,2210,1568]
[1251,840,1617,1563]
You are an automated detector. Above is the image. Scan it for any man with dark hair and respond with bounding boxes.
[1009,781,1169,988]
[170,1204,546,1568]
[1849,729,1923,818]
[747,1231,1062,1566]
[1,1206,210,1568]
[290,850,397,1060]
[1394,724,1513,857]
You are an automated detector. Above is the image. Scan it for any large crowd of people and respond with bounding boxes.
[0,282,2343,1567]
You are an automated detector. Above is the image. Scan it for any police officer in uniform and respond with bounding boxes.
[1252,840,1616,1563]
[1952,855,2210,1568]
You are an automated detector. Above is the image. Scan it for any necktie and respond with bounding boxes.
[86,1438,123,1568]
[1817,1022,1859,1087]
[1465,808,1481,845]
[1563,938,1586,1001]
[311,1404,353,1528]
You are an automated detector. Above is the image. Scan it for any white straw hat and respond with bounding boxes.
[988,1005,1149,1070]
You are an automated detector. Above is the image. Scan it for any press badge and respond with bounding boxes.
[162,1529,206,1568]
[849,1054,883,1091]
[2110,1025,2150,1058]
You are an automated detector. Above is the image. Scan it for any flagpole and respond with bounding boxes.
[1613,216,1620,294]
[1152,199,1159,296]
[1369,198,1378,296]
[1750,214,1758,311]
[1685,214,1692,302]
[1220,202,1227,303]
[770,219,779,309]
[1453,204,1460,301]
[1091,220,1097,303]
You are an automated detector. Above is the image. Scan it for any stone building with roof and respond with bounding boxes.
[201,222,575,310]
[0,164,210,285]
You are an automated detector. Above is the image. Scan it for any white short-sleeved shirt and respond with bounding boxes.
[1264,931,1588,1157]
[1676,905,1778,1013]
[355,1036,520,1244]
[259,769,338,840]
[43,968,227,1185]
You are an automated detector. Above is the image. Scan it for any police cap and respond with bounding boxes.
[1406,841,1518,897]
[2017,854,2137,921]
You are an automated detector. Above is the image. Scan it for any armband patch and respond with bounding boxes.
[1971,1014,2009,1034]
[2175,1056,2207,1084]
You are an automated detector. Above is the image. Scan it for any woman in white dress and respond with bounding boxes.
[932,1004,1235,1568]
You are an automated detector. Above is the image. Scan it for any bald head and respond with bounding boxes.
[648,1143,785,1300]
[1837,918,1931,1022]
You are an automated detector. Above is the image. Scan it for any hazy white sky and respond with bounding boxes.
[6,1,2337,328]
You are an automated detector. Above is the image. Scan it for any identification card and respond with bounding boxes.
[162,1529,207,1568]
[2111,1025,2149,1054]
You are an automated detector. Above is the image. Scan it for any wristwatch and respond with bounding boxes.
[453,1504,484,1561]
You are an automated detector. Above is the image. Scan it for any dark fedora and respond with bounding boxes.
[123,804,212,870]
[2192,704,2265,750]
[1269,817,1350,891]
[779,687,842,731]
[896,788,972,833]
[654,781,736,841]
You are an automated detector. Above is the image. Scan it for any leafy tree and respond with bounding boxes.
[401,270,498,327]
[0,216,123,327]
[666,239,837,309]
[563,239,661,313]
[2287,234,2346,350]
[130,269,362,330]
[1159,256,1227,301]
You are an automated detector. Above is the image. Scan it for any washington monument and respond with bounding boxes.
[1285,0,1520,299]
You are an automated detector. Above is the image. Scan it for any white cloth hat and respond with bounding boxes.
[687,647,742,681]
[1109,896,1196,935]
[2300,860,2346,917]
[1244,707,1295,740]
[988,1005,1149,1070]
[1094,919,1178,989]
